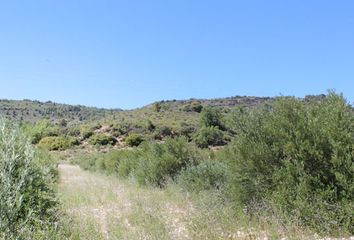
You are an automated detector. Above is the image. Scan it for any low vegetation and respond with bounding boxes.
[89,134,117,146]
[38,136,79,150]
[124,133,144,147]
[1,92,353,238]
[73,92,354,237]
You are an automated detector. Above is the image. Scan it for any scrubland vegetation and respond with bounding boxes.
[0,119,69,239]
[0,92,353,239]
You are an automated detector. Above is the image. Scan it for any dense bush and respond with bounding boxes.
[145,119,156,132]
[182,101,203,113]
[38,136,79,150]
[0,119,58,238]
[24,120,60,144]
[111,122,132,136]
[222,92,354,234]
[153,126,174,140]
[178,125,196,140]
[67,126,81,137]
[80,127,94,140]
[178,160,228,192]
[77,149,141,178]
[89,134,117,146]
[77,137,201,187]
[200,106,225,130]
[125,133,144,147]
[116,151,141,177]
[193,126,224,148]
[135,137,200,186]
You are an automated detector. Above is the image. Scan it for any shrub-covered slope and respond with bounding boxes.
[0,99,121,123]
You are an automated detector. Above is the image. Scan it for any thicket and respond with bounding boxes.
[182,101,203,113]
[193,126,224,148]
[78,137,204,187]
[178,160,228,192]
[38,136,79,150]
[89,134,117,146]
[192,106,226,148]
[134,137,200,186]
[23,119,60,144]
[0,119,60,238]
[222,92,354,235]
[125,133,144,147]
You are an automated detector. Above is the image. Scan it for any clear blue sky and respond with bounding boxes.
[0,1,353,109]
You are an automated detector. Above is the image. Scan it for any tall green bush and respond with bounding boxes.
[0,119,58,238]
[222,92,354,234]
[200,106,224,129]
[135,137,200,186]
[38,136,79,150]
[89,134,117,146]
[125,133,144,147]
[178,160,228,192]
[193,126,224,148]
[23,120,60,144]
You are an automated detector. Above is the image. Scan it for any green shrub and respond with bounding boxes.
[117,150,141,177]
[154,102,162,112]
[125,133,144,147]
[182,101,203,113]
[24,120,60,144]
[0,119,58,238]
[38,136,79,150]
[178,161,228,192]
[178,125,196,139]
[80,128,94,140]
[111,122,132,136]
[77,148,142,178]
[67,126,81,137]
[145,119,156,132]
[154,126,174,140]
[78,153,100,171]
[200,106,224,129]
[222,92,354,234]
[89,134,117,146]
[193,126,224,148]
[135,137,200,186]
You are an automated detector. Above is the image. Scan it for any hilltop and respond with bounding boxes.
[0,99,121,123]
[0,95,328,124]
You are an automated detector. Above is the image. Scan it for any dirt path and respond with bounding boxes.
[58,164,192,240]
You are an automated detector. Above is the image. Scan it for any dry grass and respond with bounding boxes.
[58,164,353,240]
[58,164,195,240]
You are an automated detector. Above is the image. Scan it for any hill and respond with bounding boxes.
[0,94,329,150]
[0,99,121,123]
[0,95,328,124]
